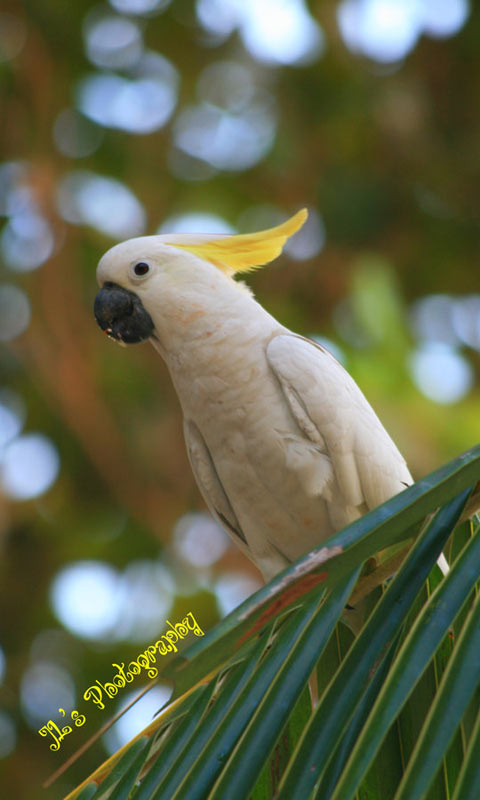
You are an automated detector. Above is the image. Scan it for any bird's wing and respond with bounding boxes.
[183,419,249,549]
[266,334,412,513]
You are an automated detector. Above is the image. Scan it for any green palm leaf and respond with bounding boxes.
[64,447,480,800]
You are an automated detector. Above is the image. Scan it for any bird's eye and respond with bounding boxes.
[133,262,150,276]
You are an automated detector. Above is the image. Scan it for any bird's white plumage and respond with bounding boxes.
[267,334,412,512]
[96,210,448,584]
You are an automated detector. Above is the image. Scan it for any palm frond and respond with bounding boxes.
[64,446,480,800]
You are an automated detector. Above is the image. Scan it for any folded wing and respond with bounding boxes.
[266,334,412,515]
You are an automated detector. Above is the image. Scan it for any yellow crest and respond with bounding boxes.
[168,208,308,275]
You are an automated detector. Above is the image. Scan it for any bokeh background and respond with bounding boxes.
[1,0,479,796]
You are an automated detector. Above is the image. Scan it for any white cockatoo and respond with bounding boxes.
[94,209,448,582]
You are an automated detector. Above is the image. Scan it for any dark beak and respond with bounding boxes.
[94,282,155,344]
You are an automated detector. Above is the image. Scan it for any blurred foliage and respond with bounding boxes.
[1,0,480,797]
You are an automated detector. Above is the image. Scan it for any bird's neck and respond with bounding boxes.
[149,281,282,382]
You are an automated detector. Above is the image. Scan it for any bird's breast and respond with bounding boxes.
[180,365,336,566]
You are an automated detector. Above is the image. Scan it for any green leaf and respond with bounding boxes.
[133,628,273,799]
[315,631,400,800]
[129,682,217,799]
[327,495,480,800]
[393,590,480,800]
[169,584,330,799]
[208,570,361,800]
[74,786,98,800]
[63,453,480,800]
[451,705,480,800]
[92,737,153,800]
[276,487,471,800]
[88,737,153,800]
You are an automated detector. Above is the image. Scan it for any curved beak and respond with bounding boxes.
[94,282,154,344]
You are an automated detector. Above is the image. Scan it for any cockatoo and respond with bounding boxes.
[94,209,448,583]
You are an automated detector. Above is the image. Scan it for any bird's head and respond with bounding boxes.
[94,208,308,346]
